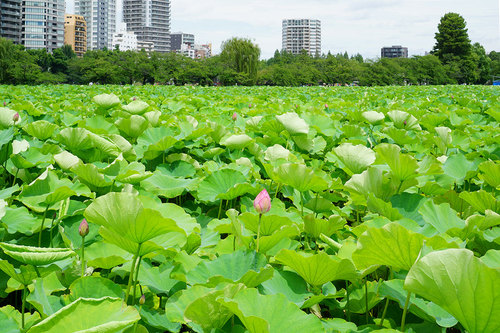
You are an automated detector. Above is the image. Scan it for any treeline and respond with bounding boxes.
[0,37,497,86]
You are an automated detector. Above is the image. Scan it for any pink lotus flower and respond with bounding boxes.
[79,218,89,237]
[232,112,237,121]
[12,112,19,123]
[254,189,271,215]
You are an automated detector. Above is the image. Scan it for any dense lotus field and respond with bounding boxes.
[0,84,498,333]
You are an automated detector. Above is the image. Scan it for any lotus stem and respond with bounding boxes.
[274,183,281,199]
[49,214,57,247]
[218,200,223,219]
[125,243,142,304]
[346,280,351,322]
[397,180,404,194]
[81,236,86,277]
[21,285,27,329]
[365,280,369,324]
[132,256,142,305]
[401,291,411,331]
[34,265,41,278]
[11,168,18,186]
[256,213,262,252]
[379,297,390,328]
[300,192,304,217]
[38,206,49,247]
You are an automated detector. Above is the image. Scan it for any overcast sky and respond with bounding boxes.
[66,0,499,59]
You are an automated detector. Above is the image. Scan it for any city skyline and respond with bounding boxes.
[66,0,499,59]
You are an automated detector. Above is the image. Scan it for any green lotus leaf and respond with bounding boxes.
[275,249,358,286]
[57,128,93,152]
[140,171,197,199]
[86,132,120,158]
[264,144,291,162]
[136,127,177,159]
[352,223,456,271]
[146,201,200,235]
[0,260,59,286]
[0,243,74,266]
[92,93,120,109]
[27,297,139,333]
[418,201,465,234]
[165,285,212,324]
[115,162,152,184]
[11,147,54,169]
[442,153,476,185]
[53,151,81,171]
[375,143,419,182]
[186,250,273,287]
[0,305,40,331]
[137,261,180,295]
[143,110,161,126]
[216,183,256,201]
[387,110,421,130]
[344,280,383,314]
[434,126,452,154]
[383,127,416,145]
[0,307,20,333]
[197,169,247,203]
[26,278,64,318]
[98,227,171,257]
[84,192,184,246]
[1,205,39,235]
[275,163,328,193]
[220,134,253,150]
[218,288,324,333]
[367,194,403,220]
[482,249,500,268]
[459,190,498,214]
[122,100,149,115]
[157,161,196,178]
[379,279,458,328]
[405,249,500,333]
[67,277,123,302]
[106,134,137,161]
[321,318,357,333]
[184,283,246,332]
[85,242,131,270]
[71,162,113,190]
[276,112,309,135]
[331,143,375,176]
[239,213,295,236]
[478,160,500,188]
[23,120,58,141]
[344,167,395,205]
[304,214,345,238]
[257,225,300,254]
[84,116,119,135]
[260,270,314,307]
[362,111,385,125]
[115,115,149,138]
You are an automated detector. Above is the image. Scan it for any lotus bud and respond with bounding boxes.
[254,189,271,215]
[3,101,6,106]
[403,120,407,126]
[139,294,146,305]
[13,112,19,123]
[249,103,252,108]
[132,96,137,101]
[232,112,237,121]
[325,104,329,109]
[79,218,89,237]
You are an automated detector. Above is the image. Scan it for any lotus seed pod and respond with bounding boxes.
[79,219,89,237]
[254,189,271,215]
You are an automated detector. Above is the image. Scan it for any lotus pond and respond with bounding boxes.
[0,84,499,333]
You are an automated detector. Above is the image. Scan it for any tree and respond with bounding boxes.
[433,13,472,62]
[220,37,260,85]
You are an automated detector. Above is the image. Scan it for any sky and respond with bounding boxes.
[66,0,499,59]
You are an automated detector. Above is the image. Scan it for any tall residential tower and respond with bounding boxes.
[64,14,87,56]
[21,0,65,51]
[282,19,321,56]
[75,0,116,50]
[123,0,171,53]
[0,0,22,43]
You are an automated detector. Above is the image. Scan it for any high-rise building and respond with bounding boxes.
[123,0,171,53]
[381,45,408,58]
[282,19,321,56]
[170,32,194,51]
[21,0,65,51]
[75,0,116,50]
[64,14,87,56]
[0,0,22,43]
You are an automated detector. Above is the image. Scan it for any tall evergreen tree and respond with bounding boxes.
[433,13,472,62]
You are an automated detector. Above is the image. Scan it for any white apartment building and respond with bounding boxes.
[123,0,171,53]
[21,0,65,52]
[75,0,116,50]
[282,19,321,56]
[112,22,137,51]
